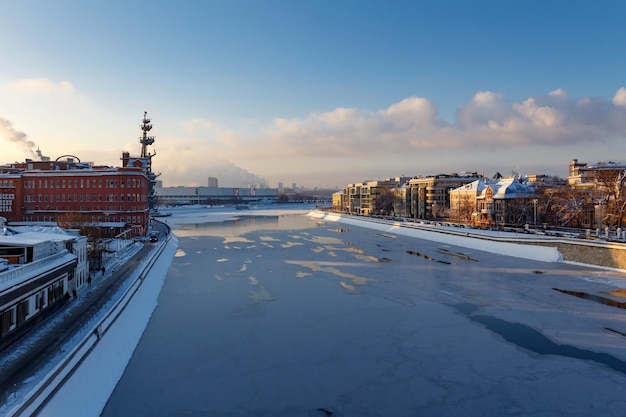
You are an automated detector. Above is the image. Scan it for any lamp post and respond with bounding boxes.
[532,199,538,227]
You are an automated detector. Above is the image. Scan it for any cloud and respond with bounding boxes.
[241,87,626,159]
[548,88,569,99]
[7,78,75,94]
[613,87,626,108]
[513,98,565,128]
[456,91,510,129]
[150,135,268,188]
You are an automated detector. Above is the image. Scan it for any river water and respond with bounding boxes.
[101,207,626,417]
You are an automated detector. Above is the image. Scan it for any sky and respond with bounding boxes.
[1,0,626,189]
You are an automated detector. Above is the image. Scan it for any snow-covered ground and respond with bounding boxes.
[5,206,626,416]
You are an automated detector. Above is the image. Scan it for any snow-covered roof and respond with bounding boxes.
[0,231,76,245]
[454,177,535,199]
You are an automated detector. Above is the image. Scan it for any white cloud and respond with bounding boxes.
[473,91,502,106]
[171,88,626,175]
[513,98,564,128]
[456,91,509,129]
[548,88,569,99]
[7,78,76,94]
[613,87,626,108]
[379,96,437,124]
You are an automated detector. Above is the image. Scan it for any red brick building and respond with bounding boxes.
[0,158,150,237]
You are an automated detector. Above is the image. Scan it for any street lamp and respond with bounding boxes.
[532,199,538,227]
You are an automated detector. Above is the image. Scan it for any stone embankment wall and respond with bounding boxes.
[532,240,626,270]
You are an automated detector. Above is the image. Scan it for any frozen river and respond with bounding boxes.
[101,207,626,417]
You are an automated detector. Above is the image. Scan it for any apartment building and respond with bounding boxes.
[406,173,482,220]
[342,177,411,215]
[567,158,626,189]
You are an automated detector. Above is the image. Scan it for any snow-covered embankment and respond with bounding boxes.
[309,211,562,263]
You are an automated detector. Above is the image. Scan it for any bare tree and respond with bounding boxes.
[373,184,399,216]
[505,198,533,227]
[459,193,475,224]
[58,213,107,272]
[537,184,589,227]
[590,167,626,228]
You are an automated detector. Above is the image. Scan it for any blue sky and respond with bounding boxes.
[1,0,625,188]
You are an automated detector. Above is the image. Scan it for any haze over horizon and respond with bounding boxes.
[1,1,625,189]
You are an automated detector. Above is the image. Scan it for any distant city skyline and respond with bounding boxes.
[1,1,625,189]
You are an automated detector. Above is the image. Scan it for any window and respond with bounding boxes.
[1,309,15,337]
[16,300,29,325]
[35,291,45,310]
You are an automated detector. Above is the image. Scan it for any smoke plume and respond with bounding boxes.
[0,117,37,158]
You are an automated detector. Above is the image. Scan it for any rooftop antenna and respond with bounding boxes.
[140,111,155,158]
